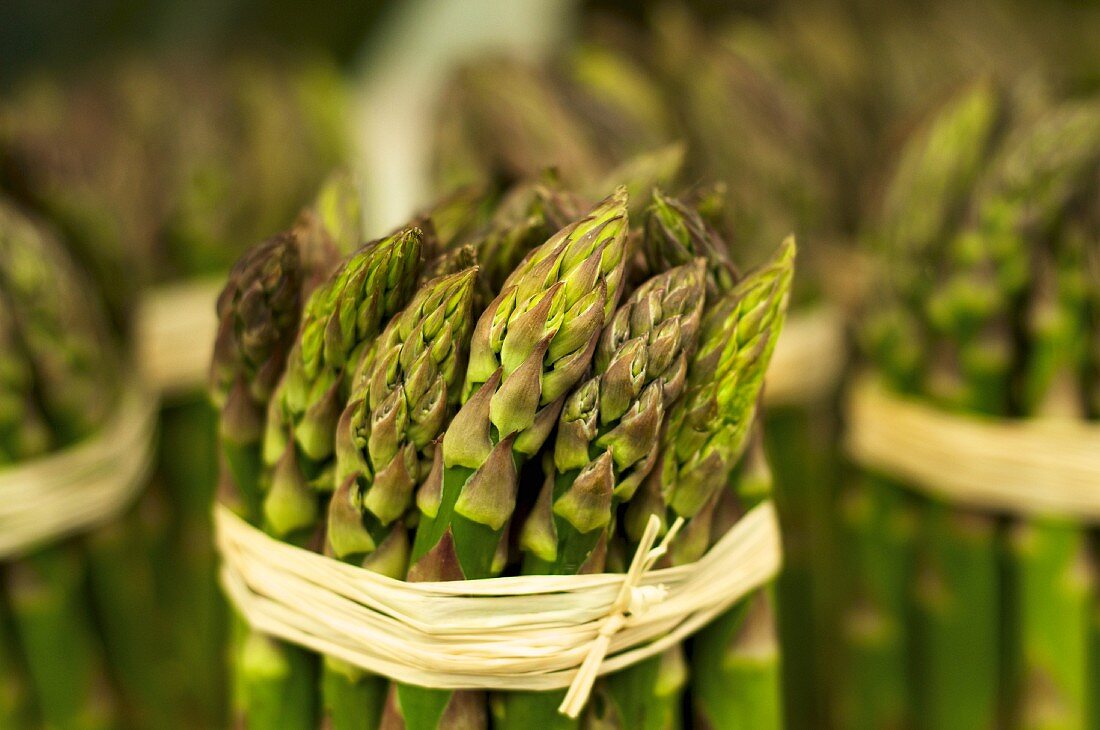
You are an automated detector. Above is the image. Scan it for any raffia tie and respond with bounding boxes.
[0,383,158,559]
[847,376,1100,520]
[215,500,782,717]
[136,277,222,395]
[558,514,684,716]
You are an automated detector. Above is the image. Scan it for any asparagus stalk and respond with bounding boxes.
[265,225,424,516]
[212,233,307,522]
[0,201,121,729]
[644,190,738,298]
[388,190,629,729]
[0,594,34,727]
[837,81,1004,729]
[211,230,314,727]
[495,260,707,729]
[692,431,782,730]
[1086,223,1100,730]
[323,266,479,730]
[1012,223,1093,729]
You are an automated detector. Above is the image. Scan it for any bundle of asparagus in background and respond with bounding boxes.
[212,174,794,728]
[0,199,171,728]
[840,85,1100,729]
[0,53,349,727]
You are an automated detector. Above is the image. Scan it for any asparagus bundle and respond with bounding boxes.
[852,91,1100,729]
[0,200,125,728]
[835,80,1005,729]
[1,53,350,727]
[919,101,1100,730]
[428,15,851,723]
[215,175,797,728]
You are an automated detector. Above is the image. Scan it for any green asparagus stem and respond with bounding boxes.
[212,233,307,523]
[0,200,121,729]
[265,226,424,513]
[1012,224,1093,729]
[450,173,582,305]
[693,432,782,730]
[495,260,707,730]
[627,236,794,536]
[323,266,479,730]
[388,190,629,729]
[0,593,34,727]
[1086,218,1100,730]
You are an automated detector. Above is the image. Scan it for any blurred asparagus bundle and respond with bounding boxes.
[0,199,170,729]
[0,53,350,727]
[212,172,793,728]
[842,84,1100,729]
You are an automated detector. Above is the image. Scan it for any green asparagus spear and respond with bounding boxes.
[692,431,782,730]
[388,190,629,730]
[1012,224,1093,729]
[211,233,305,524]
[265,226,424,515]
[627,236,794,536]
[643,189,738,297]
[323,266,479,730]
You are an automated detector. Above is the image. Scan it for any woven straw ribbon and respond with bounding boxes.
[216,500,782,717]
[847,376,1100,520]
[0,383,158,559]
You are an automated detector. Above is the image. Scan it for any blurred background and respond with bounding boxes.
[2,1,1100,728]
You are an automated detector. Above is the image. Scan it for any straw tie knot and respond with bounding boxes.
[558,514,684,718]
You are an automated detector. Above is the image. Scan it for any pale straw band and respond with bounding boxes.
[215,499,782,717]
[136,277,222,395]
[765,305,847,406]
[0,383,159,559]
[846,377,1100,520]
